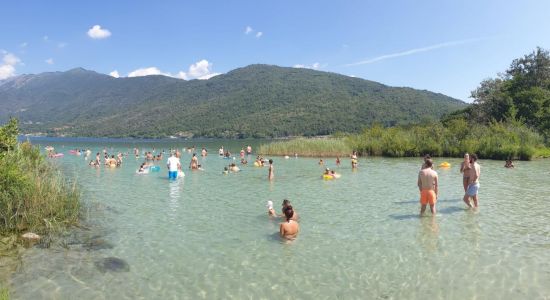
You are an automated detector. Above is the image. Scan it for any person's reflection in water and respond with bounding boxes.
[167,180,183,223]
[417,216,440,253]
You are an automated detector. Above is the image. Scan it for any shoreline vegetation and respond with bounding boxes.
[0,118,80,252]
[259,120,549,160]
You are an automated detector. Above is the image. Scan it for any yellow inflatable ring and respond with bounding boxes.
[439,162,451,168]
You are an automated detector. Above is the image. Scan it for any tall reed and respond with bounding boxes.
[258,138,352,157]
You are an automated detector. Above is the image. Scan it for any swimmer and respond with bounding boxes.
[247,145,252,155]
[330,170,341,179]
[336,156,341,166]
[504,158,515,168]
[418,159,438,215]
[241,158,248,165]
[266,200,277,217]
[201,148,207,157]
[280,205,299,240]
[319,159,324,165]
[281,199,298,221]
[222,167,229,175]
[230,163,240,172]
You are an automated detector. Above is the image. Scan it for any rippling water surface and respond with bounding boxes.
[8,138,550,299]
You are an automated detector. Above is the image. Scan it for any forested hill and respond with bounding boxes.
[0,64,466,138]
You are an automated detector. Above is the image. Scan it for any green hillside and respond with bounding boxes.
[0,64,466,138]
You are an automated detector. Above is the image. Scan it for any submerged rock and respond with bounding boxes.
[21,232,41,240]
[84,238,114,251]
[95,257,130,273]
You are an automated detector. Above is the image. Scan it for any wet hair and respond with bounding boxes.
[470,154,478,162]
[424,154,431,161]
[282,199,291,206]
[424,159,433,168]
[269,159,273,164]
[284,205,294,221]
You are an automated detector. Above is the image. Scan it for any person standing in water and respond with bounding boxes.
[464,154,481,208]
[280,205,299,240]
[167,152,181,180]
[418,159,438,215]
[247,145,252,155]
[268,159,274,180]
[189,153,199,170]
[459,153,471,192]
[351,151,358,169]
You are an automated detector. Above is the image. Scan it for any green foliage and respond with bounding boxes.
[463,47,550,142]
[0,286,8,300]
[346,120,543,160]
[266,118,546,160]
[259,138,351,157]
[0,65,465,138]
[0,118,18,153]
[0,120,80,237]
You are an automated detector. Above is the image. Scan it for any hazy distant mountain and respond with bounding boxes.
[0,64,466,138]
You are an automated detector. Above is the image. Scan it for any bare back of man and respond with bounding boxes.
[418,159,438,215]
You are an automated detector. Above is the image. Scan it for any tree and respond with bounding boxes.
[0,118,19,153]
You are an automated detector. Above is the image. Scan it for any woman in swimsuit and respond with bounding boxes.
[279,205,299,240]
[459,153,471,192]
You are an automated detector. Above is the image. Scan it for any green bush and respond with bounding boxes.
[0,119,80,237]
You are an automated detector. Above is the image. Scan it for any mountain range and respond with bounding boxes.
[0,64,466,138]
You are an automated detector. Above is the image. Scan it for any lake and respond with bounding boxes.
[6,138,550,299]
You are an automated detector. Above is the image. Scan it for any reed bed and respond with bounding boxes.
[0,119,80,240]
[260,120,547,160]
[259,138,352,157]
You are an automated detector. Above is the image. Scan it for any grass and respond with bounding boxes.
[1,119,80,254]
[258,138,352,157]
[0,287,8,300]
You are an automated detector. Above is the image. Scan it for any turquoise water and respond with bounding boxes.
[7,139,550,299]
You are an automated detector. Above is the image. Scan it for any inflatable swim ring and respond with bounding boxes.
[323,174,335,180]
[439,162,451,168]
[253,161,262,167]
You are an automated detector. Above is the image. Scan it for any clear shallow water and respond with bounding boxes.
[7,139,550,299]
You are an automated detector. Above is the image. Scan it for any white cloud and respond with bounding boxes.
[109,70,120,78]
[124,59,221,80]
[87,25,112,39]
[345,37,485,66]
[58,42,67,48]
[20,42,28,48]
[255,31,263,38]
[45,58,54,65]
[245,26,253,34]
[177,59,220,80]
[127,67,167,77]
[293,62,323,70]
[0,52,21,80]
[3,53,21,65]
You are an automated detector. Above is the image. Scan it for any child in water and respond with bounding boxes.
[266,200,277,217]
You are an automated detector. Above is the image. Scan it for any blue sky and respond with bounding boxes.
[1,0,550,101]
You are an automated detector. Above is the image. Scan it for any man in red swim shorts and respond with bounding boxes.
[417,159,439,215]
